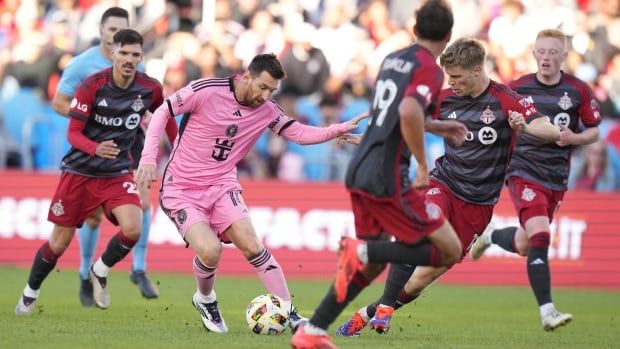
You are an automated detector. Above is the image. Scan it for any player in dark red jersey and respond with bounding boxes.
[469,29,601,331]
[291,1,471,347]
[334,37,561,337]
[15,29,177,314]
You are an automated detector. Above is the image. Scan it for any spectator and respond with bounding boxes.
[568,140,620,191]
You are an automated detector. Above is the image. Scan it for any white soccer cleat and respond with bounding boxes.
[192,292,228,333]
[542,308,573,331]
[15,295,36,315]
[89,267,110,309]
[469,227,493,261]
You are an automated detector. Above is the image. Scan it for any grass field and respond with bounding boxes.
[1,265,618,349]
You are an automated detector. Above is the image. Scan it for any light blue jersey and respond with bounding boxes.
[57,45,144,97]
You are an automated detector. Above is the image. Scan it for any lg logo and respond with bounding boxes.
[465,126,498,145]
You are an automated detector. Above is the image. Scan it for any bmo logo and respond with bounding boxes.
[554,113,570,127]
[465,126,498,145]
[94,114,123,127]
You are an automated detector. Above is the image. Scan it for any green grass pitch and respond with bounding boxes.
[1,266,618,349]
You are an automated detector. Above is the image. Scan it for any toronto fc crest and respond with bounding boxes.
[131,95,144,112]
[480,106,496,125]
[522,187,536,202]
[50,200,65,216]
[557,92,573,110]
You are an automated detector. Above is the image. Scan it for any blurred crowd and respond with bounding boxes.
[1,0,620,191]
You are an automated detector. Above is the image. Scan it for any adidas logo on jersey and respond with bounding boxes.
[232,109,242,117]
[529,258,545,265]
[448,111,457,119]
[98,99,108,107]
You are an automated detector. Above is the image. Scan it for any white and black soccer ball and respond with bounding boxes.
[245,294,290,335]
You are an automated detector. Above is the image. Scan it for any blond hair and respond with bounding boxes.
[439,38,485,69]
[536,29,567,47]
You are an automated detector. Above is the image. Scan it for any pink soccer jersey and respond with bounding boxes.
[141,76,346,190]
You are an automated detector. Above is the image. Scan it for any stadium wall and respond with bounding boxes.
[0,170,618,290]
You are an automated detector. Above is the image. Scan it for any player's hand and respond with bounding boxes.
[436,120,467,146]
[556,124,575,147]
[341,112,369,132]
[413,165,430,189]
[136,163,158,188]
[95,140,120,159]
[337,133,363,145]
[508,110,526,132]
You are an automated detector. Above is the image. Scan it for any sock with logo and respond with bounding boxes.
[249,248,290,301]
[193,256,217,296]
[100,232,138,270]
[491,226,518,253]
[527,232,552,306]
[27,241,62,290]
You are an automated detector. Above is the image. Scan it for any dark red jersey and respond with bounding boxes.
[63,68,163,177]
[345,44,444,197]
[507,73,601,190]
[431,80,543,205]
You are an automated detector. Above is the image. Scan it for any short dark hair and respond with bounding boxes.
[113,29,143,47]
[414,0,453,41]
[247,53,286,80]
[101,7,129,26]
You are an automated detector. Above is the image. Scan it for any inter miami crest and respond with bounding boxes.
[177,209,187,225]
[131,95,144,112]
[226,124,239,138]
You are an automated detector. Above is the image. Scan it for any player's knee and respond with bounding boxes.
[120,222,142,241]
[85,215,102,229]
[141,200,150,211]
[195,244,222,266]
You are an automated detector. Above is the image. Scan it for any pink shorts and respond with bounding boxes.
[48,172,141,227]
[159,183,249,243]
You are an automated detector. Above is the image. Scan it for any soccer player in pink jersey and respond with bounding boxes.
[136,53,366,333]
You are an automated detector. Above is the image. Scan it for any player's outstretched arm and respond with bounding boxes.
[279,112,369,145]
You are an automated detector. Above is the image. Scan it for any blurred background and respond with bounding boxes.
[1,0,619,191]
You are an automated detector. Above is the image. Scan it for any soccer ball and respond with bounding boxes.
[245,294,290,335]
